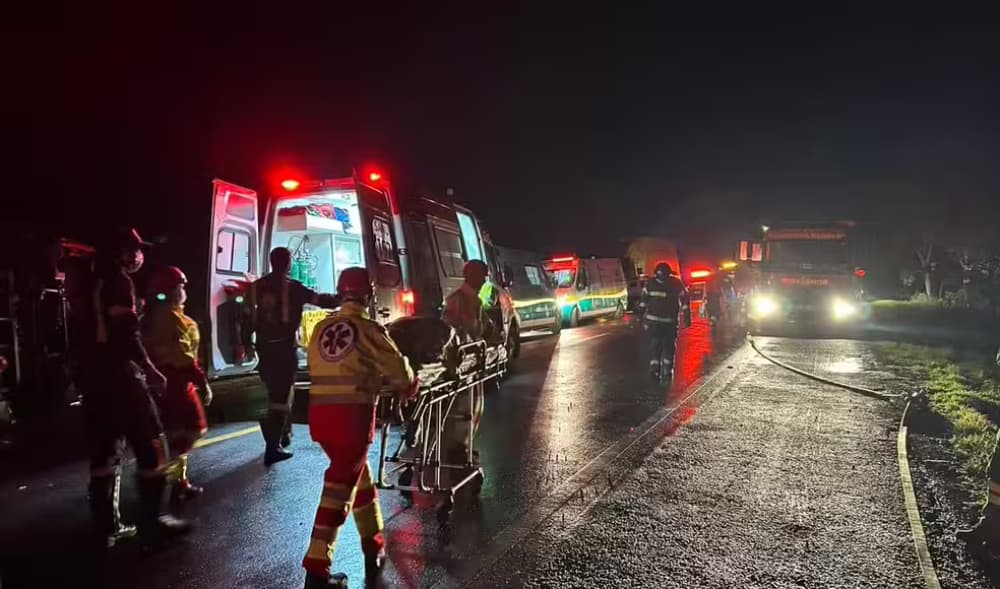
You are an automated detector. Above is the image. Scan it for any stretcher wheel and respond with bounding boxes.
[470,470,484,495]
[398,468,414,506]
[437,494,454,524]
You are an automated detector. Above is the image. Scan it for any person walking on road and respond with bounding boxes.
[248,247,338,466]
[142,266,212,502]
[80,228,192,549]
[301,267,416,589]
[639,262,691,382]
[957,345,1000,554]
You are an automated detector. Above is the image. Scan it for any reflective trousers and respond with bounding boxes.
[301,443,383,576]
[303,405,384,577]
[646,322,678,368]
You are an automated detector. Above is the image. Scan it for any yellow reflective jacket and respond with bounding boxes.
[143,304,200,370]
[308,302,414,405]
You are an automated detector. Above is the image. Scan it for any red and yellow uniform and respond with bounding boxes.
[302,301,414,578]
[142,303,208,454]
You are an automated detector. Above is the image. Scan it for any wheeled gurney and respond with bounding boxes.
[374,339,508,520]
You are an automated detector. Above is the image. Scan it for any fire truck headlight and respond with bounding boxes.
[832,298,858,321]
[751,295,778,318]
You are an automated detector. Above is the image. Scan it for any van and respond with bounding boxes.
[206,175,404,377]
[543,256,627,328]
[392,192,518,356]
[496,246,561,335]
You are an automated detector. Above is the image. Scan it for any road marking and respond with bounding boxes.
[449,344,752,588]
[561,333,609,347]
[193,425,260,449]
[897,404,942,589]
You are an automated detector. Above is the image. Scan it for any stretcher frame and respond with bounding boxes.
[374,340,507,515]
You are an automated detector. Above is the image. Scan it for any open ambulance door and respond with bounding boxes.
[207,179,260,377]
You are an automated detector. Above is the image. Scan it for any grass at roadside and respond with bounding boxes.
[876,343,1000,485]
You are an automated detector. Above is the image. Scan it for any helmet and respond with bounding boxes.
[110,227,152,251]
[148,266,187,300]
[337,267,373,300]
[654,262,673,280]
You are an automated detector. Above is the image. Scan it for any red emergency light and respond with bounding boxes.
[549,256,576,263]
[368,171,383,183]
[854,267,867,278]
[280,179,300,191]
[400,289,416,316]
[689,269,712,279]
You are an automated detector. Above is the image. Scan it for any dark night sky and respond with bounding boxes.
[4,13,999,269]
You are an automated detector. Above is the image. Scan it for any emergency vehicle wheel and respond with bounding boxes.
[507,322,521,359]
[549,313,562,335]
[568,306,581,328]
[614,302,625,319]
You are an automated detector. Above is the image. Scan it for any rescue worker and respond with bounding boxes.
[443,259,493,342]
[441,260,496,465]
[142,266,212,502]
[639,262,691,382]
[248,247,338,465]
[80,228,192,548]
[956,346,1000,554]
[302,267,416,589]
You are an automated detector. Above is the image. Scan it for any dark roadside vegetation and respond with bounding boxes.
[870,300,999,587]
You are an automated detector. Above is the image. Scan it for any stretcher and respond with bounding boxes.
[374,339,508,521]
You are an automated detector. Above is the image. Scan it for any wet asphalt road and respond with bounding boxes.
[0,321,930,588]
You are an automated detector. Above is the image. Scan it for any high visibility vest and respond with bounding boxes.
[308,302,413,406]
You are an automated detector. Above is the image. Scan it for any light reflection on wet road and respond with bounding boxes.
[0,317,741,589]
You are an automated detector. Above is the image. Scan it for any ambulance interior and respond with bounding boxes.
[269,191,368,295]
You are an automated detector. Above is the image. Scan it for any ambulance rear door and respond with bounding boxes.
[207,179,260,377]
[355,181,404,323]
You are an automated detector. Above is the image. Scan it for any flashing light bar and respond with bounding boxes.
[368,171,383,182]
[690,270,712,279]
[280,179,300,191]
[549,256,576,263]
[720,261,738,270]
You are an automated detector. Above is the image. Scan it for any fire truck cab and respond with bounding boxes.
[746,222,865,333]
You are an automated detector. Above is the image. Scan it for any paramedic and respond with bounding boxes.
[301,267,416,589]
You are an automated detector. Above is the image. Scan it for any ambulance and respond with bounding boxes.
[543,255,627,328]
[205,172,405,378]
[205,169,516,377]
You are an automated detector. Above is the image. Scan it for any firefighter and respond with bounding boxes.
[956,346,1000,554]
[248,247,338,466]
[80,228,191,548]
[142,266,211,502]
[302,267,416,589]
[639,262,691,382]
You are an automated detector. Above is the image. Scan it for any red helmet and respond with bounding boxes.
[337,267,373,300]
[148,266,188,299]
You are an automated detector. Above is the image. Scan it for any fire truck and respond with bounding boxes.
[744,221,866,333]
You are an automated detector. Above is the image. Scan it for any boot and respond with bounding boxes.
[280,422,293,449]
[261,411,294,464]
[88,472,138,548]
[137,475,193,549]
[170,455,204,503]
[304,571,349,588]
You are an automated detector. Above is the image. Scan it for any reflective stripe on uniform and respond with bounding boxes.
[647,291,668,297]
[269,402,292,412]
[644,314,676,323]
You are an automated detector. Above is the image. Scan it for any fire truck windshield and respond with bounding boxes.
[550,268,576,288]
[768,240,848,270]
